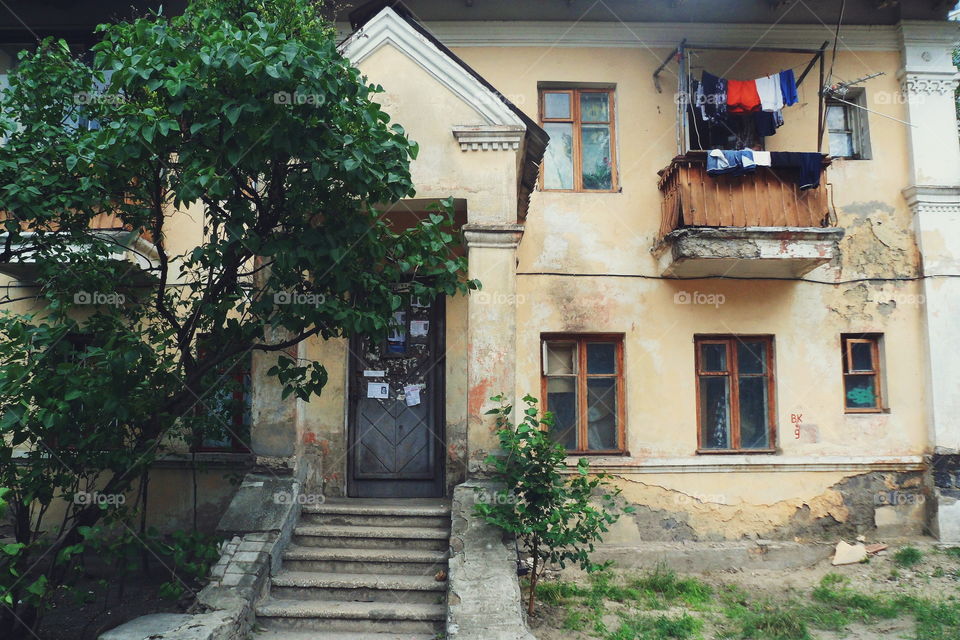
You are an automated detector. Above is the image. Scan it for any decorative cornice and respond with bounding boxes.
[903,185,960,216]
[898,71,960,96]
[339,8,524,127]
[462,223,524,249]
[403,21,905,51]
[452,125,524,151]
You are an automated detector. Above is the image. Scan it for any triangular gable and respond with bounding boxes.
[340,7,524,127]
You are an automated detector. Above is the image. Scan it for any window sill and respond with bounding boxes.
[845,408,890,414]
[555,455,924,474]
[696,448,777,455]
[565,450,629,458]
[540,188,621,194]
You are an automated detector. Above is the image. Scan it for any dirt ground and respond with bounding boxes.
[529,541,960,640]
[34,564,192,640]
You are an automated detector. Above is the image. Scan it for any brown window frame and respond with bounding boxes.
[540,333,626,455]
[841,334,884,413]
[695,335,777,454]
[191,344,252,453]
[538,88,619,193]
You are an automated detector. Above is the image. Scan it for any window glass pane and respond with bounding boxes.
[587,343,616,374]
[700,343,727,372]
[580,92,610,122]
[587,378,617,450]
[737,341,766,375]
[543,122,574,190]
[581,124,613,190]
[850,341,874,372]
[829,132,854,158]
[826,104,847,130]
[738,377,770,448]
[845,374,878,409]
[545,342,576,375]
[544,92,571,119]
[546,377,578,449]
[700,376,730,449]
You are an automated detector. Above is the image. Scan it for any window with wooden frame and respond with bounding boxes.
[841,334,884,412]
[539,88,618,192]
[826,89,871,159]
[192,347,252,453]
[541,334,625,454]
[695,336,776,453]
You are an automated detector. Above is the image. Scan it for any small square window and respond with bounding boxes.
[841,334,884,412]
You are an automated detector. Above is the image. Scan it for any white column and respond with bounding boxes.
[898,20,960,541]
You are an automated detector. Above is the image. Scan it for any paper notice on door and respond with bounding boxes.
[409,320,429,337]
[367,382,390,399]
[363,370,386,377]
[403,384,422,406]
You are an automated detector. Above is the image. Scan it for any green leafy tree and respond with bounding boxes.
[0,0,472,635]
[474,395,631,616]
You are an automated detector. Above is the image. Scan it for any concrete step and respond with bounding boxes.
[293,525,450,551]
[282,545,449,576]
[300,502,451,529]
[270,570,446,604]
[251,632,437,640]
[255,599,445,634]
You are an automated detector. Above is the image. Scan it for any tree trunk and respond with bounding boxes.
[527,544,539,616]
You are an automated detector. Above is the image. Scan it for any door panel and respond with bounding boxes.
[348,295,444,498]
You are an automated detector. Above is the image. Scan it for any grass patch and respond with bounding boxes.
[606,613,702,640]
[893,546,923,568]
[941,546,960,559]
[628,564,713,607]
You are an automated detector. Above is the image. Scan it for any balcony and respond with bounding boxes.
[0,212,157,281]
[654,152,844,278]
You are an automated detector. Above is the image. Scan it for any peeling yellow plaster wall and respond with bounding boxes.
[606,472,853,541]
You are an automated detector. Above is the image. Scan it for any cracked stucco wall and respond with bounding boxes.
[598,471,927,542]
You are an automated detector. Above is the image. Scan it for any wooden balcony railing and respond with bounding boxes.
[657,151,834,240]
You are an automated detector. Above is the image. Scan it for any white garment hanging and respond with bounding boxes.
[753,150,772,166]
[755,74,783,112]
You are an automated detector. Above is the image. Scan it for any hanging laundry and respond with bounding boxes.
[753,150,772,167]
[753,109,783,137]
[779,69,798,106]
[706,149,756,177]
[756,74,784,112]
[727,78,761,113]
[698,71,727,122]
[770,151,822,189]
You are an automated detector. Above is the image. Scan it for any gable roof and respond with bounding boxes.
[342,1,548,219]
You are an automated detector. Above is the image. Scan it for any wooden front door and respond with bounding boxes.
[347,296,445,498]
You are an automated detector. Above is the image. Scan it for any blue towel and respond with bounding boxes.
[707,149,757,177]
[779,69,798,106]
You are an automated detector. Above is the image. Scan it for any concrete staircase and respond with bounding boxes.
[253,499,451,640]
